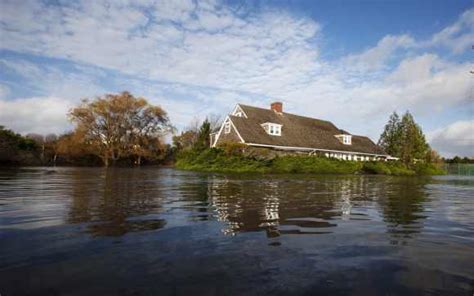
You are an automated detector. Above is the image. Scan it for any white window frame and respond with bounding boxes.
[343,135,351,145]
[224,122,231,134]
[335,134,352,145]
[261,122,282,136]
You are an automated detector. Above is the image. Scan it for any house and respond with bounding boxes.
[210,102,390,161]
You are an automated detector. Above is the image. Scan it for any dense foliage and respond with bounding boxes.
[69,91,174,166]
[378,111,431,164]
[176,147,445,175]
[0,126,39,165]
[1,92,174,167]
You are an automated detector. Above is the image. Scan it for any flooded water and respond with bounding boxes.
[1,167,473,295]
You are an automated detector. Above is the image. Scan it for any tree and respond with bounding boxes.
[26,133,60,165]
[172,130,198,151]
[0,126,38,164]
[378,111,430,165]
[68,91,173,166]
[378,112,402,157]
[194,118,211,151]
[399,111,429,164]
[425,148,442,164]
[26,133,46,163]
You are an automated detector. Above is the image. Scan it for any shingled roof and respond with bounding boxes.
[227,104,387,155]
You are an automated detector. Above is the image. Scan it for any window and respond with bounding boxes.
[262,123,282,136]
[335,134,352,145]
[224,122,231,134]
[235,111,243,117]
[343,135,351,145]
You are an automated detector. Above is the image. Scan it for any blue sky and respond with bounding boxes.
[0,0,473,157]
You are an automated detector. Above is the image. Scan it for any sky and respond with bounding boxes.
[0,0,473,157]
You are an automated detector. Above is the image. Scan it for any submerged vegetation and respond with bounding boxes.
[175,146,445,175]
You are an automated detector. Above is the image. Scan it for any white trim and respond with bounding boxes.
[261,122,282,127]
[261,122,282,136]
[246,143,389,157]
[211,116,245,147]
[229,118,245,143]
[231,104,248,118]
[212,116,230,147]
[335,134,352,145]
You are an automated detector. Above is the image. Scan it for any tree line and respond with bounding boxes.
[1,90,463,167]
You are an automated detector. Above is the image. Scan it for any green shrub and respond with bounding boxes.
[413,163,446,175]
[271,155,362,174]
[175,148,444,176]
[362,162,392,175]
[216,142,248,156]
[362,161,416,175]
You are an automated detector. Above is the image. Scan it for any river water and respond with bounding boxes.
[1,167,473,295]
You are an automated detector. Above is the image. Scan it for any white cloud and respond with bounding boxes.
[429,8,474,53]
[0,97,73,135]
[428,120,474,157]
[0,0,472,149]
[342,34,415,72]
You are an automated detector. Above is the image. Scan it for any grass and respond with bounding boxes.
[175,148,446,176]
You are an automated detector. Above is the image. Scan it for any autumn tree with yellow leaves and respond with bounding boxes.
[68,91,173,166]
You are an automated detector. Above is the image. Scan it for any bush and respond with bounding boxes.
[271,155,362,174]
[362,161,416,175]
[216,142,247,156]
[175,148,445,176]
[362,162,393,175]
[413,163,446,175]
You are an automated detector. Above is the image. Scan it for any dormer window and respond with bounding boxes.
[343,135,351,145]
[261,122,282,136]
[335,134,352,145]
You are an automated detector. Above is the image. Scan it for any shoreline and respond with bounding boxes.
[175,149,446,176]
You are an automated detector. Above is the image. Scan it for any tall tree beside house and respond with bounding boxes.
[68,91,173,166]
[378,112,402,157]
[194,119,211,151]
[399,111,429,164]
[172,116,219,151]
[378,111,430,164]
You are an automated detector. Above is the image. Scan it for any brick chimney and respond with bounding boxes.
[271,102,283,113]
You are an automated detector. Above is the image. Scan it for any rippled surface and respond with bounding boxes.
[1,167,473,295]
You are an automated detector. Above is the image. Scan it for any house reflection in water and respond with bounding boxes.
[206,176,345,237]
[206,175,428,242]
[62,168,429,243]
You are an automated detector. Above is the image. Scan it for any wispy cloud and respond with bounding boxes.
[0,1,472,156]
[428,120,474,157]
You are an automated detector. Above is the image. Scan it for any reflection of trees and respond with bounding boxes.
[67,168,166,237]
[379,177,429,244]
[65,169,430,241]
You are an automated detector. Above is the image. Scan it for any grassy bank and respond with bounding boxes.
[175,148,445,175]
